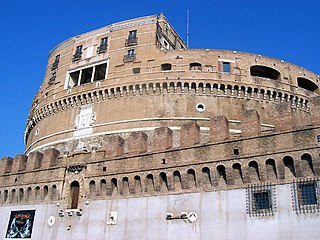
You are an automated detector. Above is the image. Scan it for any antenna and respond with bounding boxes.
[186,10,190,47]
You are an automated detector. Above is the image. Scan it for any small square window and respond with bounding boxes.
[298,183,317,205]
[317,135,320,143]
[254,191,271,210]
[223,62,231,73]
[133,67,140,74]
[247,184,275,217]
[292,180,320,213]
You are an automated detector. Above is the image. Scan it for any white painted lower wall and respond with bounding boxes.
[1,184,319,240]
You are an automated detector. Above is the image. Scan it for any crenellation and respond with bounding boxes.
[104,135,125,158]
[43,148,60,167]
[27,151,44,170]
[180,122,200,147]
[128,131,148,156]
[240,109,261,137]
[209,116,230,143]
[153,126,173,151]
[3,157,13,174]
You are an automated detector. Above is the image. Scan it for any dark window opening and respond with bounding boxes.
[69,71,80,88]
[161,159,166,164]
[297,77,319,93]
[80,67,93,85]
[73,45,83,61]
[250,65,280,80]
[126,30,138,46]
[161,63,172,71]
[254,191,271,210]
[94,63,107,81]
[51,54,60,70]
[234,149,239,155]
[133,67,141,74]
[102,167,107,172]
[98,37,108,53]
[223,62,231,73]
[68,62,108,88]
[70,181,80,209]
[190,62,202,71]
[124,49,136,62]
[298,182,317,205]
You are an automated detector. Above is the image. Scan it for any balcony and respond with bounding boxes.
[125,37,138,47]
[97,44,108,54]
[123,53,136,62]
[51,61,59,70]
[72,53,82,62]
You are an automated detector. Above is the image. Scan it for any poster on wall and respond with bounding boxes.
[5,210,35,239]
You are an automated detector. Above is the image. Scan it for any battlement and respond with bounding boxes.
[1,103,319,206]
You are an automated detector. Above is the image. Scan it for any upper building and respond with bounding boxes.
[1,13,320,239]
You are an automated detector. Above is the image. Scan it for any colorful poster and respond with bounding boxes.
[5,210,35,239]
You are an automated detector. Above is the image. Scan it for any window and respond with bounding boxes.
[250,65,280,80]
[190,62,202,71]
[254,191,271,210]
[73,45,83,61]
[223,62,231,73]
[298,182,317,205]
[126,30,137,46]
[66,61,108,88]
[123,49,136,62]
[297,77,319,93]
[292,180,320,213]
[51,54,60,70]
[247,184,275,217]
[70,181,80,209]
[98,37,108,53]
[132,67,141,74]
[161,63,172,71]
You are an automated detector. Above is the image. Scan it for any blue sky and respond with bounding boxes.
[0,0,319,157]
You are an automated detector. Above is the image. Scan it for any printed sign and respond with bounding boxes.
[5,210,35,239]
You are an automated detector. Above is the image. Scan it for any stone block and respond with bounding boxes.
[240,109,261,137]
[12,154,28,173]
[180,122,200,147]
[128,132,148,156]
[27,151,44,170]
[210,116,229,143]
[43,148,60,167]
[104,135,125,158]
[153,127,173,151]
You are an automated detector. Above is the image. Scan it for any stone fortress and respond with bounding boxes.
[1,13,320,239]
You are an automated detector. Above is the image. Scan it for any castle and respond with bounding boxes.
[1,13,320,239]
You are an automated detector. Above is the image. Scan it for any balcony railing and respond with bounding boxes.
[123,53,136,62]
[51,61,59,70]
[97,44,108,54]
[72,53,82,62]
[125,37,138,47]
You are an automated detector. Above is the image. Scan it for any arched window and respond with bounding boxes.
[249,161,260,181]
[159,172,169,191]
[187,169,196,188]
[283,156,296,178]
[232,163,243,183]
[266,159,277,180]
[190,62,202,71]
[70,181,80,209]
[250,65,280,80]
[297,78,319,93]
[217,165,227,185]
